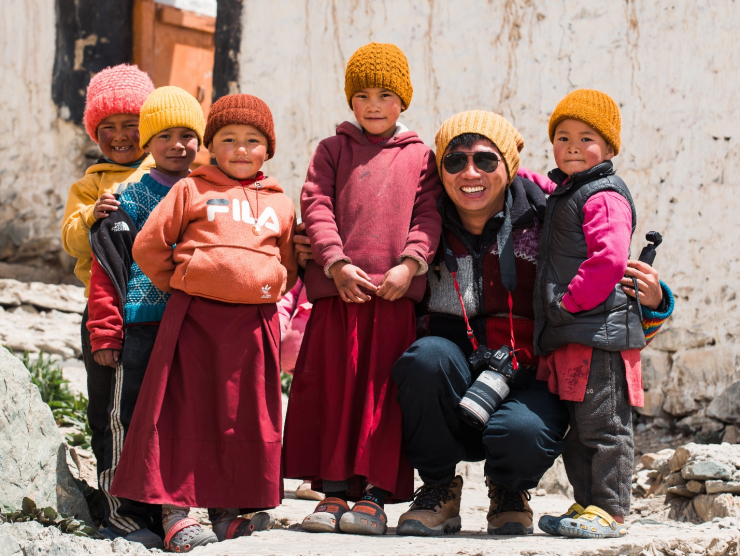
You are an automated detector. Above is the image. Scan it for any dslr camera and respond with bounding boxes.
[458,345,520,429]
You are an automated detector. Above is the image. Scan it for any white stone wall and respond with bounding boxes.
[240,0,740,424]
[0,0,89,272]
[1,0,738,424]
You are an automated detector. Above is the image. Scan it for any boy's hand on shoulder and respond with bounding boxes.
[330,261,376,303]
[293,222,313,269]
[93,193,120,220]
[377,258,419,302]
[93,349,120,368]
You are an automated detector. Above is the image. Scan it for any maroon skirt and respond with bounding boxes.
[282,296,416,502]
[110,290,283,509]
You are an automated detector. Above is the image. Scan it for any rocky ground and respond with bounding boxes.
[3,278,740,555]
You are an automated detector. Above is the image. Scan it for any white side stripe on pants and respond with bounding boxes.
[99,361,139,533]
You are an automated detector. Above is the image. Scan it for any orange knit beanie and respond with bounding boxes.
[344,43,413,111]
[549,89,621,154]
[204,94,276,158]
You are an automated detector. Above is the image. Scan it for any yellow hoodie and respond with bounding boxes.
[61,155,154,296]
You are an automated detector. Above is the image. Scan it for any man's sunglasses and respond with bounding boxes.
[443,151,501,174]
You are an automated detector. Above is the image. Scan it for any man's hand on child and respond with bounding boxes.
[621,260,663,310]
[93,349,120,368]
[293,222,313,269]
[377,258,419,301]
[330,261,376,303]
[93,193,120,220]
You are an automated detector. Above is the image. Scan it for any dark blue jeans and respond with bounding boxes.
[392,336,569,491]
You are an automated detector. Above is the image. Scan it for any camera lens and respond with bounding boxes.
[458,370,511,429]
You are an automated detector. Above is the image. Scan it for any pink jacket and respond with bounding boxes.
[519,167,642,406]
[277,279,311,374]
[300,122,443,303]
[518,167,633,312]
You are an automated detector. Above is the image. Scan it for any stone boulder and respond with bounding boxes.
[0,347,90,524]
[537,455,574,498]
[0,279,85,359]
[663,346,740,417]
[707,381,740,424]
[0,279,85,314]
[669,443,740,474]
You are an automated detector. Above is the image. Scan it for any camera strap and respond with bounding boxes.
[443,190,527,370]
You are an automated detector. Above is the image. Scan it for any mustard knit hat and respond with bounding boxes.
[548,89,621,154]
[435,110,524,185]
[345,42,413,111]
[138,86,206,148]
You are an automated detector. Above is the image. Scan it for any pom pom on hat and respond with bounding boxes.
[204,94,276,159]
[548,89,621,154]
[83,64,155,142]
[138,86,206,148]
[435,110,524,185]
[344,43,413,111]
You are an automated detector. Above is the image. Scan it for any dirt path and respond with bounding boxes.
[193,479,739,556]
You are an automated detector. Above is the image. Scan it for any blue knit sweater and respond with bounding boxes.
[119,174,171,324]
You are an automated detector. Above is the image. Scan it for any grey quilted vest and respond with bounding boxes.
[533,161,645,354]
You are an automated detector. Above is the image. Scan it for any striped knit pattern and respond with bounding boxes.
[427,222,540,319]
[642,281,675,343]
[118,174,171,324]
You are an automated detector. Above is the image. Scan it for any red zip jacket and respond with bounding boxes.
[301,122,442,303]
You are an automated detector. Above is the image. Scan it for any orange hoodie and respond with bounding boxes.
[133,165,297,305]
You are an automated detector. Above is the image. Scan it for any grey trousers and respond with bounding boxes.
[563,349,633,517]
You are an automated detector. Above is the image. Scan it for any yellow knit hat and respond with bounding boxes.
[138,86,206,148]
[548,89,621,154]
[344,43,413,111]
[434,110,524,185]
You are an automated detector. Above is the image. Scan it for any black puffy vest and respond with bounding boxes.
[533,162,645,354]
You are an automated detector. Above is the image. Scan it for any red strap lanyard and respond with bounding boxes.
[451,271,479,351]
[450,271,523,370]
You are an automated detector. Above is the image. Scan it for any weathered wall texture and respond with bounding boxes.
[0,0,89,277]
[239,1,740,426]
[2,1,739,426]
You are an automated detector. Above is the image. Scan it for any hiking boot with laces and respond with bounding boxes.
[486,477,533,535]
[396,476,463,536]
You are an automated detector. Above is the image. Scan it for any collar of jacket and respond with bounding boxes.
[547,160,615,196]
[188,165,283,192]
[438,175,546,245]
[337,120,421,148]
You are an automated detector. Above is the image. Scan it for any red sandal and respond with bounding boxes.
[225,517,254,539]
[163,518,218,553]
[301,497,350,533]
[339,500,388,536]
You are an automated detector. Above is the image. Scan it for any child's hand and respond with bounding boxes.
[622,260,663,309]
[93,349,120,368]
[94,194,120,220]
[330,262,377,303]
[377,259,419,301]
[293,222,313,269]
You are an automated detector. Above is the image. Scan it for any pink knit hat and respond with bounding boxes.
[83,64,155,142]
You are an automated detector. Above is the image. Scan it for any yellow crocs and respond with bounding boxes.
[557,505,627,539]
[538,502,585,536]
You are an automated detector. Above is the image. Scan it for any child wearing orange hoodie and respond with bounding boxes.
[110,94,297,553]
